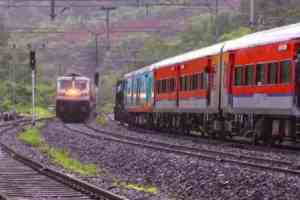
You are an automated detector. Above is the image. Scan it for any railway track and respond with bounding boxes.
[0,119,128,200]
[64,123,300,176]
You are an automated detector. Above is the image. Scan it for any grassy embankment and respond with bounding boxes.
[18,125,97,176]
[18,122,159,194]
[16,105,54,118]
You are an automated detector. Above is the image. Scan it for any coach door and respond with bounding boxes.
[205,59,212,107]
[296,48,300,107]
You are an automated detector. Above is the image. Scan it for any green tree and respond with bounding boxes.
[220,27,253,41]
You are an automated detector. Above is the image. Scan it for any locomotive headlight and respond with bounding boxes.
[66,88,80,97]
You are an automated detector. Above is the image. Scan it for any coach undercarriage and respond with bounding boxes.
[120,111,300,145]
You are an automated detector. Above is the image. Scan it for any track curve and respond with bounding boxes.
[0,119,128,200]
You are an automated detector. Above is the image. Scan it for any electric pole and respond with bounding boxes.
[50,0,56,20]
[95,34,99,69]
[145,4,150,16]
[215,0,219,43]
[250,0,255,29]
[102,7,116,50]
[30,50,36,125]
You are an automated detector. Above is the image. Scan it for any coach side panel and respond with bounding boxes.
[228,41,295,115]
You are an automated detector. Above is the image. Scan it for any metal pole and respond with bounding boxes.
[58,64,62,76]
[50,0,56,20]
[8,61,11,103]
[105,9,110,50]
[215,0,219,43]
[95,35,99,108]
[95,34,98,69]
[145,4,150,16]
[95,84,99,109]
[250,0,255,28]
[12,62,16,105]
[32,69,36,125]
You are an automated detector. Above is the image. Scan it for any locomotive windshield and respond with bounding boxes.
[59,79,72,90]
[58,79,88,90]
[75,80,87,90]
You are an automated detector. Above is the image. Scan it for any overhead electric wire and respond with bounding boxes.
[0,0,211,8]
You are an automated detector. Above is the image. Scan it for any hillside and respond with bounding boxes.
[2,0,300,109]
[1,0,239,75]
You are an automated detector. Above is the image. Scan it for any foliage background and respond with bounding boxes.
[2,0,300,113]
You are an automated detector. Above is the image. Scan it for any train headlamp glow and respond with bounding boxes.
[66,88,80,96]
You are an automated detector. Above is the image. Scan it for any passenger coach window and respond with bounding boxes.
[169,78,175,92]
[203,72,209,89]
[256,64,265,85]
[268,63,278,84]
[235,67,243,86]
[245,65,254,85]
[162,80,167,93]
[280,61,291,83]
[158,80,162,94]
[180,77,184,91]
[191,74,198,90]
[198,73,204,89]
[184,76,189,91]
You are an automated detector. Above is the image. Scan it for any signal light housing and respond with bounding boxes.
[30,51,36,70]
[94,72,99,86]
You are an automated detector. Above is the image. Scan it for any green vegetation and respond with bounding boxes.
[47,148,97,176]
[116,181,158,194]
[96,114,108,127]
[18,124,161,193]
[98,71,122,105]
[98,103,114,114]
[0,65,55,115]
[124,183,158,194]
[220,27,253,41]
[18,127,43,147]
[8,105,54,118]
[18,126,97,176]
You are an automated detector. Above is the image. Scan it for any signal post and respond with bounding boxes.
[30,50,36,125]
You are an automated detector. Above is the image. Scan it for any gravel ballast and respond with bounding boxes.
[91,118,300,164]
[1,120,300,200]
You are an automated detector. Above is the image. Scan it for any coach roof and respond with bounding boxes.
[124,22,300,78]
[124,42,226,78]
[152,42,225,69]
[224,22,300,51]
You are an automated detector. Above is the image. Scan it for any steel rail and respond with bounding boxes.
[0,120,128,200]
[63,123,300,176]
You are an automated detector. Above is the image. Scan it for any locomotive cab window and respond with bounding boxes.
[59,79,72,89]
[75,80,88,90]
[235,67,243,86]
[280,61,291,83]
